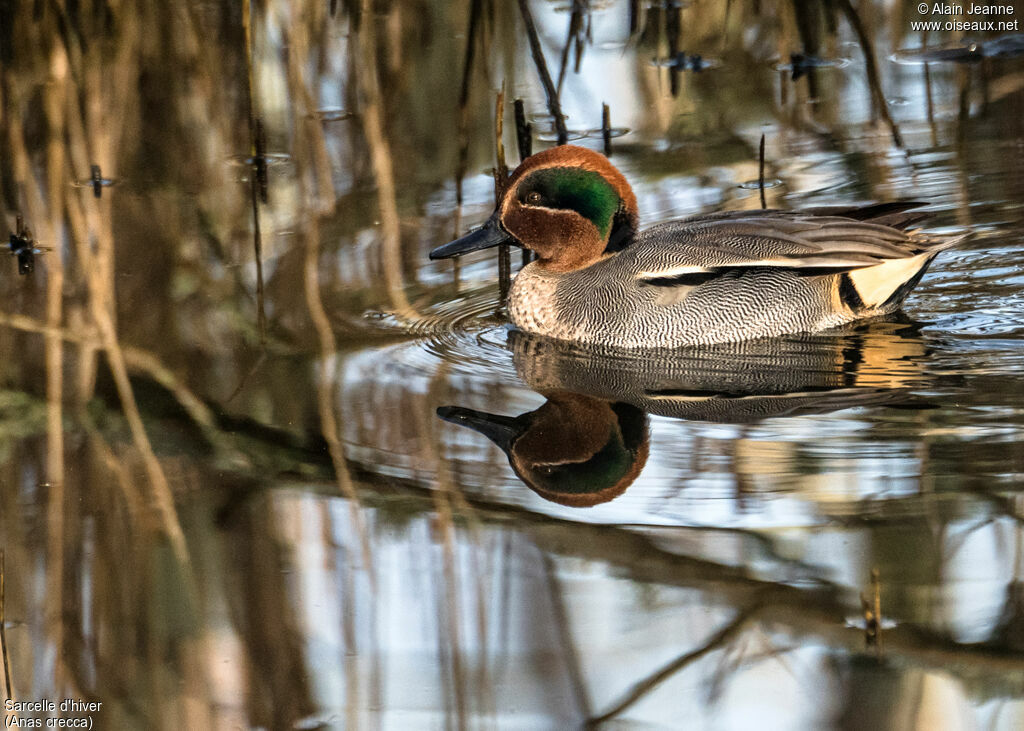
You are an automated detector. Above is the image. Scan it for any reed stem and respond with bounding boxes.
[494,88,511,302]
[759,133,766,210]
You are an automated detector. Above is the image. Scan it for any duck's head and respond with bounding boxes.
[437,392,649,507]
[430,145,639,272]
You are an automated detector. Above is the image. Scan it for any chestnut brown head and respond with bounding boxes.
[430,145,638,272]
[501,146,638,271]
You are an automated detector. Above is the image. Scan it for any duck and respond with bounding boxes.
[429,145,964,348]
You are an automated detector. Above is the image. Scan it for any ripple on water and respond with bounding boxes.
[360,285,518,381]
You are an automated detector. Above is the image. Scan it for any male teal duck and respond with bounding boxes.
[430,145,962,348]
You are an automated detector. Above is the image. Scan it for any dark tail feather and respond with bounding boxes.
[805,201,931,231]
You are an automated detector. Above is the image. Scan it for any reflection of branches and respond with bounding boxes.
[338,465,1024,691]
[0,313,225,450]
[588,601,765,726]
[299,114,377,595]
[416,368,468,727]
[417,365,503,724]
[556,0,588,94]
[706,635,800,704]
[539,551,593,719]
[834,0,903,148]
[518,0,568,144]
[455,0,485,211]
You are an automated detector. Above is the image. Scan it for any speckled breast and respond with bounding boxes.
[508,262,858,348]
[507,264,588,342]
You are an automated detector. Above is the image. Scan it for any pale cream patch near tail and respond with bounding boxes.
[847,251,932,309]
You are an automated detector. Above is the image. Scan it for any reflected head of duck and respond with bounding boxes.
[437,392,649,507]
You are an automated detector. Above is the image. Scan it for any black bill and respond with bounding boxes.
[436,406,519,451]
[429,214,514,260]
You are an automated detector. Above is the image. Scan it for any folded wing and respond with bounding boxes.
[625,206,958,285]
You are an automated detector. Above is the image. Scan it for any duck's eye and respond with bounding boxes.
[525,191,543,206]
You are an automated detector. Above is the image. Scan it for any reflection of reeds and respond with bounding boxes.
[347,455,1024,699]
[70,164,190,566]
[556,0,588,95]
[666,0,683,97]
[1,550,12,700]
[302,209,376,586]
[518,0,569,145]
[4,26,189,568]
[43,51,68,689]
[283,8,378,592]
[834,0,903,148]
[355,0,414,317]
[419,372,468,728]
[451,0,489,286]
[243,2,270,346]
[540,552,591,719]
[419,366,496,726]
[247,118,267,343]
[456,0,486,211]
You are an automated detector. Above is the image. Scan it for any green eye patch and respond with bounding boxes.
[519,167,620,237]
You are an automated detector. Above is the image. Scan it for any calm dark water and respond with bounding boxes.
[2,1,1024,729]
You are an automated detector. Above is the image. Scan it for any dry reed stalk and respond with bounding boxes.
[514,98,533,265]
[601,102,611,156]
[513,98,531,162]
[861,568,883,652]
[759,133,766,209]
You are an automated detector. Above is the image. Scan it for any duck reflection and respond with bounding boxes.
[508,321,931,421]
[439,321,933,506]
[438,395,648,507]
